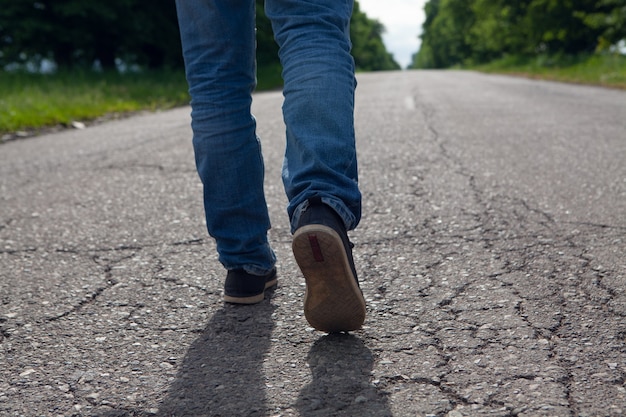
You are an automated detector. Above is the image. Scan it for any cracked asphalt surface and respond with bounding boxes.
[1,70,625,416]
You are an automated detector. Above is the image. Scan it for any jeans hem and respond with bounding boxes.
[290,196,356,234]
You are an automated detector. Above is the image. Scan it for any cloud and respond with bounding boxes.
[357,0,427,68]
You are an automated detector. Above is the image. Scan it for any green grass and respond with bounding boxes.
[472,53,626,89]
[1,64,284,136]
[0,70,189,134]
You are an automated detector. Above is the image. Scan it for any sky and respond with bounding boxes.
[358,0,427,69]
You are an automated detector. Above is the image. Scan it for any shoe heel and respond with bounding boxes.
[293,225,366,332]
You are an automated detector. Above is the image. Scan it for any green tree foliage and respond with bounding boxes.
[523,0,600,54]
[466,0,529,63]
[1,0,397,72]
[411,0,626,69]
[576,0,626,51]
[417,0,475,68]
[350,1,401,71]
[0,0,183,70]
[255,0,280,67]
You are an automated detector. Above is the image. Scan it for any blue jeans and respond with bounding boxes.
[175,0,361,275]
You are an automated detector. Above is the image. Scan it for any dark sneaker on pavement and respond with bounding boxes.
[224,268,277,304]
[292,197,366,332]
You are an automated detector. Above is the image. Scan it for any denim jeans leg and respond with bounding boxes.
[265,0,362,233]
[175,0,276,275]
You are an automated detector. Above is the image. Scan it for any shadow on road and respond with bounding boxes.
[297,334,392,417]
[157,301,276,416]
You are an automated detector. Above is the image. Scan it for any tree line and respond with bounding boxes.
[411,0,626,69]
[0,0,398,72]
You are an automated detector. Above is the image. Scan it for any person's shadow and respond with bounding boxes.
[297,334,392,417]
[157,301,276,417]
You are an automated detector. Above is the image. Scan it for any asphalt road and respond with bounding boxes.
[1,70,625,417]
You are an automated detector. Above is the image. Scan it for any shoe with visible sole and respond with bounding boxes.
[292,197,366,333]
[224,268,277,304]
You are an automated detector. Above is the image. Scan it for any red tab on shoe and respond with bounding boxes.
[308,234,325,262]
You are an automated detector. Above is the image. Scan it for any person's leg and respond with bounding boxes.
[175,0,276,280]
[266,0,365,331]
[265,0,361,233]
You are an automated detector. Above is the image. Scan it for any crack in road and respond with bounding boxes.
[368,87,626,415]
[40,238,211,323]
[46,254,127,322]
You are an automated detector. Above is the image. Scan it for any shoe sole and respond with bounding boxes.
[292,224,366,332]
[223,278,277,305]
